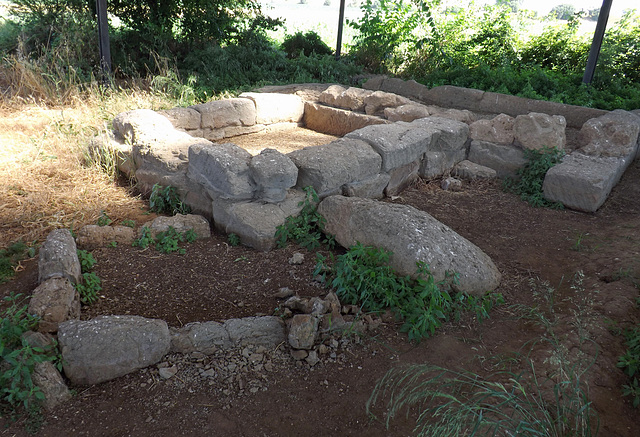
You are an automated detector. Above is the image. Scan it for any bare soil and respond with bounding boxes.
[1,129,640,436]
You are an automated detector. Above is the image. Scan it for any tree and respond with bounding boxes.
[549,4,576,20]
[495,0,523,13]
[586,7,600,21]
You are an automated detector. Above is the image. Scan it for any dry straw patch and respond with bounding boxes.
[0,89,176,248]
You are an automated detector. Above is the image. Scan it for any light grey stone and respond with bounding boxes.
[288,138,382,197]
[468,140,527,178]
[187,143,255,200]
[384,103,431,122]
[303,102,389,136]
[190,98,256,129]
[543,152,631,212]
[428,108,476,124]
[142,214,211,239]
[38,229,81,285]
[170,321,231,354]
[385,160,420,196]
[579,110,640,158]
[33,361,72,410]
[342,173,391,199]
[161,107,201,131]
[288,315,319,350]
[28,277,80,333]
[223,316,286,347]
[469,113,515,144]
[112,109,176,147]
[250,148,299,203]
[346,123,434,172]
[75,225,136,249]
[319,85,373,112]
[452,160,497,180]
[58,315,171,386]
[239,92,304,124]
[514,112,566,150]
[318,196,501,295]
[363,90,412,116]
[441,177,463,191]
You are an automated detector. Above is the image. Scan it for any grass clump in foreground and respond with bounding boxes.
[315,243,502,342]
[503,146,565,209]
[618,325,640,407]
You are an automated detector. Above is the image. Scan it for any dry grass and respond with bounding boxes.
[0,85,179,248]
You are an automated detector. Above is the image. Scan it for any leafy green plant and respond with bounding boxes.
[275,186,334,250]
[314,243,500,342]
[148,184,191,216]
[1,294,57,427]
[228,233,241,247]
[133,226,197,254]
[133,226,154,249]
[76,249,97,273]
[281,31,333,58]
[0,241,30,284]
[75,272,101,305]
[121,219,136,228]
[618,325,640,407]
[96,210,113,226]
[503,146,565,209]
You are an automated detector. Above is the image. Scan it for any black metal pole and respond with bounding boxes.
[582,0,613,85]
[336,0,346,60]
[96,0,112,85]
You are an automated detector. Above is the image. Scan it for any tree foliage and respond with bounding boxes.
[549,3,576,21]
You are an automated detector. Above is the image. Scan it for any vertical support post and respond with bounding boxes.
[96,0,112,85]
[336,0,346,60]
[582,0,613,85]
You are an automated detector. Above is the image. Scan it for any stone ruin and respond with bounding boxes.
[22,79,640,407]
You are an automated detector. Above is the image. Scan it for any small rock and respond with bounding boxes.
[441,177,463,192]
[274,287,294,299]
[291,349,308,360]
[306,350,320,367]
[289,252,305,265]
[158,365,178,380]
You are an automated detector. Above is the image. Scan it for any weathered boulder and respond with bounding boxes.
[384,103,431,122]
[318,196,501,295]
[240,92,304,124]
[403,117,469,179]
[364,90,412,116]
[428,108,476,124]
[468,140,527,177]
[250,148,299,203]
[212,190,306,251]
[579,110,640,158]
[385,160,420,196]
[223,316,286,347]
[469,114,515,145]
[543,152,630,212]
[452,160,498,180]
[288,138,382,197]
[38,229,81,285]
[141,214,211,239]
[342,173,391,199]
[514,112,566,150]
[58,315,171,386]
[345,123,434,172]
[303,102,389,136]
[187,143,255,200]
[318,85,373,112]
[75,225,136,249]
[190,98,256,130]
[112,109,176,146]
[28,277,80,333]
[170,321,232,354]
[161,107,201,131]
[288,315,319,350]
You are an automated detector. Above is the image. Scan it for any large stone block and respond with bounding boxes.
[141,214,211,239]
[75,225,136,249]
[579,109,640,158]
[318,85,373,112]
[58,316,171,385]
[38,229,81,285]
[384,104,431,122]
[364,90,412,116]
[190,98,256,129]
[288,138,382,197]
[346,123,434,172]
[469,114,515,144]
[543,152,631,212]
[240,92,304,125]
[161,107,201,131]
[223,316,286,347]
[170,321,232,354]
[250,148,299,203]
[112,109,176,146]
[318,196,501,296]
[303,102,389,136]
[514,112,566,150]
[468,140,527,178]
[187,143,255,200]
[342,173,391,199]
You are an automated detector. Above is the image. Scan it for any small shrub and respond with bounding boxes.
[503,146,565,208]
[281,31,333,59]
[619,325,640,407]
[96,210,113,226]
[121,219,136,228]
[275,186,334,250]
[75,272,101,305]
[314,243,501,341]
[133,226,196,254]
[228,233,241,247]
[76,249,97,273]
[149,184,191,216]
[133,226,153,249]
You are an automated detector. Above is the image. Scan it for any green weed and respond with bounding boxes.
[618,325,640,407]
[227,233,241,247]
[75,272,101,305]
[275,186,334,250]
[96,210,113,227]
[133,226,153,249]
[314,243,501,342]
[133,226,196,254]
[0,241,31,284]
[76,249,97,273]
[503,146,565,209]
[121,219,136,228]
[148,184,191,216]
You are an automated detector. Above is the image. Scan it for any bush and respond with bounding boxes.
[281,31,332,59]
[149,184,191,216]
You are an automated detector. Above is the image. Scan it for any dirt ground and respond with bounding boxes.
[1,128,640,436]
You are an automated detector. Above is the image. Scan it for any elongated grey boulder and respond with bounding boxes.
[58,316,170,386]
[223,316,286,347]
[170,321,232,354]
[38,229,81,285]
[318,196,501,295]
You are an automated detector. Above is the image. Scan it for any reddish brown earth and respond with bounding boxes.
[2,157,640,436]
